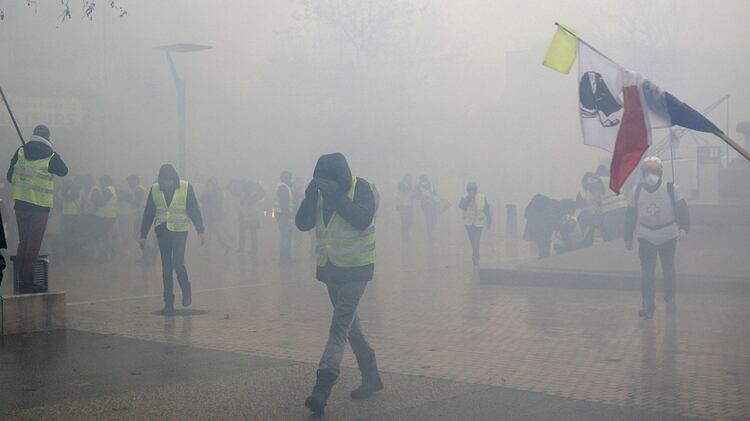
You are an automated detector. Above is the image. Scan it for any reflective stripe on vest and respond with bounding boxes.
[12,148,54,208]
[315,176,376,268]
[152,180,190,232]
[276,182,293,213]
[463,193,487,227]
[95,185,118,218]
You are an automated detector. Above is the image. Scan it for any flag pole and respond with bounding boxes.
[669,129,677,182]
[0,86,26,146]
[554,22,622,69]
[713,130,750,163]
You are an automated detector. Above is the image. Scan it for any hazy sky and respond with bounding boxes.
[0,0,748,203]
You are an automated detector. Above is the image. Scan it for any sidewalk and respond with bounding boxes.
[0,330,696,420]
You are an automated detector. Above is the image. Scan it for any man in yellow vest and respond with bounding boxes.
[295,153,380,417]
[139,164,204,315]
[6,125,68,293]
[459,182,492,266]
[92,175,118,262]
[276,170,294,264]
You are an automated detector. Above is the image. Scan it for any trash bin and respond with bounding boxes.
[10,255,49,294]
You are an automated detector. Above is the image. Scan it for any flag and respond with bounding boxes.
[543,25,578,74]
[577,43,623,152]
[607,71,721,193]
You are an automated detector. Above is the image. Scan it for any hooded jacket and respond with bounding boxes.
[140,164,204,238]
[295,153,375,282]
[6,135,69,212]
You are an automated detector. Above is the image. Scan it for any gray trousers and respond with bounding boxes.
[319,279,374,375]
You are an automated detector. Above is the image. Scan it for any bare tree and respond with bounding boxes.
[0,0,127,23]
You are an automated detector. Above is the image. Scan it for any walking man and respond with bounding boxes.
[625,157,690,319]
[459,182,492,266]
[139,164,204,315]
[7,125,68,293]
[295,153,382,416]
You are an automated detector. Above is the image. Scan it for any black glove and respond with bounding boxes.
[305,180,319,197]
[315,178,340,197]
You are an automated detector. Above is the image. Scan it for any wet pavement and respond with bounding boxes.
[1,220,748,419]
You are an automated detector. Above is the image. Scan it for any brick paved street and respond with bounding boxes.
[54,241,750,420]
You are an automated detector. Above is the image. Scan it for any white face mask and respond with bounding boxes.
[645,174,660,186]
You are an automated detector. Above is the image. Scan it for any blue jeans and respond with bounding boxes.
[318,279,374,375]
[638,238,677,310]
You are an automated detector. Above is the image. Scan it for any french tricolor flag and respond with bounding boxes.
[577,43,720,194]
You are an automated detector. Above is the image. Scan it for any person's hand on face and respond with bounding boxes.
[315,178,339,196]
[305,180,319,197]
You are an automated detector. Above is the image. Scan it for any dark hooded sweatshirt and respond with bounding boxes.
[140,165,204,238]
[295,153,376,283]
[6,139,69,212]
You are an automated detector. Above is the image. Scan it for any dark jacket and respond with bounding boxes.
[140,165,204,238]
[7,139,69,212]
[295,153,375,283]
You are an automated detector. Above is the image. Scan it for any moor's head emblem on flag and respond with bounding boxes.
[579,71,622,128]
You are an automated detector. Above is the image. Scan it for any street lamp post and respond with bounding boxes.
[154,43,212,176]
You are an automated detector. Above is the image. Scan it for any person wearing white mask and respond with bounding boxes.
[624,156,690,319]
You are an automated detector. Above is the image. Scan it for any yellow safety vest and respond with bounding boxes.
[11,148,54,208]
[463,193,487,227]
[152,180,190,232]
[95,185,118,218]
[316,177,376,268]
[62,192,84,216]
[276,182,293,213]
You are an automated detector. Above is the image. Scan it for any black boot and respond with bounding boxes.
[182,285,192,307]
[351,353,384,400]
[304,369,338,417]
[161,294,175,315]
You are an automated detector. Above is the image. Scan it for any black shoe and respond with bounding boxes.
[351,354,384,400]
[182,289,192,307]
[638,307,654,319]
[305,369,338,417]
[160,306,175,315]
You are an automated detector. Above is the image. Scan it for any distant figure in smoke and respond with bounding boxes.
[276,171,295,264]
[414,174,438,242]
[523,194,562,259]
[625,157,690,320]
[396,174,415,242]
[296,153,382,416]
[200,177,230,256]
[126,175,155,264]
[91,175,118,262]
[232,179,264,257]
[6,124,68,292]
[140,164,205,315]
[459,182,492,266]
[579,71,622,127]
[594,165,628,241]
